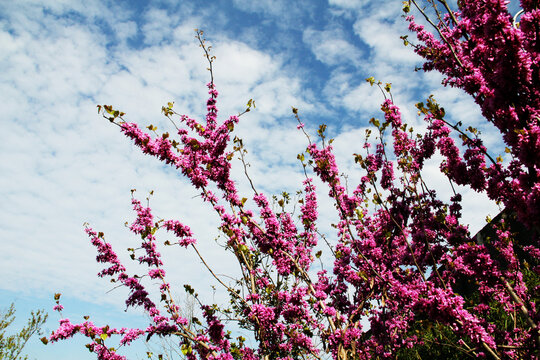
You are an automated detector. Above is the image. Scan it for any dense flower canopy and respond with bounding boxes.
[48,1,539,359]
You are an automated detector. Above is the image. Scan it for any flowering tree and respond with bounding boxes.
[45,0,539,359]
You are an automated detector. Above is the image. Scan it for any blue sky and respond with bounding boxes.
[0,0,522,359]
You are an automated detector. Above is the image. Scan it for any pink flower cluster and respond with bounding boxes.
[407,0,540,230]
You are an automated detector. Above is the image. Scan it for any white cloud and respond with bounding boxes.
[352,15,419,66]
[342,82,384,113]
[214,41,279,85]
[112,20,137,43]
[303,27,364,67]
[141,8,178,45]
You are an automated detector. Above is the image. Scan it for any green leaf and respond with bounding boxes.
[369,118,380,127]
[400,35,409,45]
[402,1,410,13]
[317,124,327,137]
[100,333,108,341]
[181,344,192,355]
